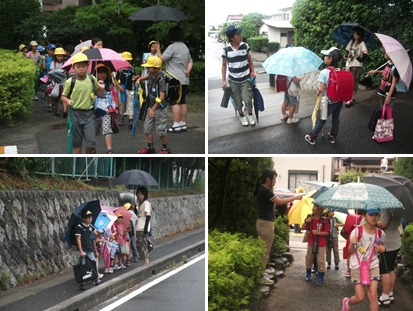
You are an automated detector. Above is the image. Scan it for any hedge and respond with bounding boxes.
[268,42,280,53]
[208,231,266,311]
[188,61,204,95]
[401,223,413,267]
[247,37,269,52]
[0,49,36,127]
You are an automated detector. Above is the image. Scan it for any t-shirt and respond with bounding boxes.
[50,61,63,70]
[379,209,401,251]
[45,55,54,71]
[223,42,251,83]
[162,42,192,85]
[62,75,99,110]
[345,40,368,68]
[26,50,40,65]
[304,217,330,247]
[349,226,386,270]
[75,222,95,252]
[256,186,276,222]
[328,217,341,238]
[147,73,167,109]
[116,67,136,91]
[378,64,400,99]
[136,200,151,231]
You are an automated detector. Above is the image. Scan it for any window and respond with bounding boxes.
[288,170,318,190]
[281,33,288,37]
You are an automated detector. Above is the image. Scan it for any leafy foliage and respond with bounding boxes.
[208,230,265,311]
[338,168,368,184]
[273,216,289,253]
[238,13,266,42]
[187,61,205,94]
[247,37,269,52]
[393,158,413,179]
[401,223,413,267]
[268,42,280,53]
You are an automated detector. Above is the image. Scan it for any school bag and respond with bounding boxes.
[275,75,291,92]
[391,66,408,93]
[162,70,182,104]
[326,68,354,102]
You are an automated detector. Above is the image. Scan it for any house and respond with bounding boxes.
[40,0,91,12]
[259,6,294,48]
[226,14,243,25]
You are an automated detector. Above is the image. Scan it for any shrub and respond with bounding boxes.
[0,49,36,127]
[247,37,269,52]
[267,42,280,53]
[189,61,204,95]
[208,230,266,311]
[401,223,413,267]
[0,270,10,290]
[273,216,289,253]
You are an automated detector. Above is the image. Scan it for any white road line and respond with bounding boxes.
[99,254,205,311]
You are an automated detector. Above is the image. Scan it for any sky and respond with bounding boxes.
[206,0,296,26]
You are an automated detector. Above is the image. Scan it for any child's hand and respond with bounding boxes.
[312,230,318,236]
[350,236,358,245]
[98,80,105,90]
[148,108,155,118]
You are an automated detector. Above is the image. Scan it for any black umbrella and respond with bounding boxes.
[65,200,101,247]
[128,5,189,22]
[252,84,260,123]
[363,174,413,221]
[112,169,159,187]
[220,86,232,108]
[332,22,375,48]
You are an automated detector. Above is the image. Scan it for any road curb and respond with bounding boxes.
[44,240,205,311]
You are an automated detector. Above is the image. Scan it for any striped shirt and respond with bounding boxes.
[222,42,251,83]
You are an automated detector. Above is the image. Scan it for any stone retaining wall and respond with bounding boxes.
[0,190,205,288]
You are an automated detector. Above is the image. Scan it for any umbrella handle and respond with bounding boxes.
[365,61,390,78]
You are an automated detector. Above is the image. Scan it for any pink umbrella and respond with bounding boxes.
[113,206,132,229]
[375,33,412,88]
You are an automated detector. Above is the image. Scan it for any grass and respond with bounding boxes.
[185,92,205,113]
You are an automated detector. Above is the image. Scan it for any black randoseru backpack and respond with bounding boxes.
[162,70,182,104]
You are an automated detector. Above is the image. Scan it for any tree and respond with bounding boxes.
[393,158,413,179]
[238,13,265,42]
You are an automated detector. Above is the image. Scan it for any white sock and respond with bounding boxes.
[173,122,180,128]
[380,294,389,301]
[180,121,186,127]
[389,291,393,296]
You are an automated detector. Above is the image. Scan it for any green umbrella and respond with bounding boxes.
[66,106,74,154]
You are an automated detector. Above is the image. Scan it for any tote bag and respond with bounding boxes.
[73,256,97,284]
[373,104,393,143]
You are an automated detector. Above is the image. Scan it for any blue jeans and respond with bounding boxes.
[311,102,343,137]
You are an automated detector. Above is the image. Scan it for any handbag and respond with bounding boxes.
[119,241,130,255]
[73,256,98,284]
[147,236,154,253]
[302,230,309,243]
[373,104,394,143]
[110,112,119,134]
[46,82,62,99]
[94,92,112,117]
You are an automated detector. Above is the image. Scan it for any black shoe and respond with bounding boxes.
[335,265,339,270]
[327,263,331,270]
[79,283,85,290]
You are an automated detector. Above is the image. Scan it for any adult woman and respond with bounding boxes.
[344,26,368,106]
[155,26,193,133]
[135,186,151,265]
[253,170,303,284]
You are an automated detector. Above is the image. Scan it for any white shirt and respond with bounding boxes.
[135,200,151,231]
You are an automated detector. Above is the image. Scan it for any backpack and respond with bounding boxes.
[162,70,182,104]
[275,75,288,92]
[391,66,408,93]
[66,73,95,100]
[326,68,354,102]
[356,226,383,246]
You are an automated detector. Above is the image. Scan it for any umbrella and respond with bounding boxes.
[48,69,68,84]
[288,191,316,225]
[310,186,332,200]
[311,96,321,129]
[113,206,132,229]
[61,48,132,73]
[112,169,159,187]
[375,33,412,89]
[65,200,101,247]
[332,23,375,48]
[302,180,337,190]
[132,85,140,141]
[363,174,413,221]
[262,47,323,76]
[128,5,189,22]
[66,107,74,154]
[73,40,92,55]
[251,80,260,123]
[220,86,232,108]
[95,209,117,232]
[313,182,403,212]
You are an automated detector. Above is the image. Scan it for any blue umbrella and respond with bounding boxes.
[132,85,139,140]
[333,23,375,48]
[262,47,323,76]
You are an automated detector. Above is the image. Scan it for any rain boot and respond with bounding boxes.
[305,269,311,282]
[316,272,324,285]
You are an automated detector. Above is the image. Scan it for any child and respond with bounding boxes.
[280,76,301,124]
[305,47,344,145]
[342,206,386,311]
[136,56,171,154]
[111,213,127,270]
[301,204,330,285]
[49,47,66,116]
[116,52,137,128]
[93,64,118,154]
[75,209,102,290]
[142,40,157,95]
[136,187,151,265]
[91,37,103,49]
[325,210,343,270]
[18,44,28,54]
[221,25,256,127]
[26,41,41,100]
[61,52,105,154]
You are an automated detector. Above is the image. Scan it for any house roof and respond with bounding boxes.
[262,19,293,29]
[226,14,243,21]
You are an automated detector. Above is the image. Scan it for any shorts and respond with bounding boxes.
[136,231,149,259]
[228,79,253,111]
[72,109,96,149]
[379,249,400,274]
[143,107,168,137]
[95,113,113,136]
[284,92,297,105]
[169,85,188,105]
[351,266,380,284]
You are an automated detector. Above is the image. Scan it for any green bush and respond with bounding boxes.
[0,270,10,290]
[267,42,280,53]
[208,230,266,311]
[0,49,35,127]
[189,61,205,95]
[401,223,413,267]
[273,216,289,253]
[247,37,269,52]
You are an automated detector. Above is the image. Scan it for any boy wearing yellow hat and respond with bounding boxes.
[136,56,171,154]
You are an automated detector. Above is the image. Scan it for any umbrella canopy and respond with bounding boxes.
[48,69,68,84]
[128,5,189,22]
[113,206,132,229]
[332,23,375,48]
[302,180,337,190]
[66,107,74,154]
[262,47,323,76]
[112,169,158,187]
[313,182,403,212]
[73,40,92,55]
[363,174,413,221]
[310,186,333,200]
[375,33,412,88]
[288,191,316,225]
[62,48,132,73]
[95,209,117,232]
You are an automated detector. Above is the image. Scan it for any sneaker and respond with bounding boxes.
[327,132,336,144]
[345,270,351,278]
[335,265,339,270]
[112,264,121,270]
[280,113,288,120]
[159,147,172,154]
[260,286,270,295]
[120,264,126,269]
[47,105,53,112]
[108,267,113,273]
[287,117,299,124]
[265,267,275,275]
[138,147,156,154]
[104,268,109,274]
[247,114,256,126]
[305,134,316,145]
[259,276,274,286]
[342,297,350,311]
[118,118,124,126]
[93,279,103,286]
[239,115,248,126]
[134,257,138,262]
[327,263,331,270]
[79,283,86,290]
[107,150,114,154]
[125,261,130,267]
[129,120,133,129]
[54,110,61,116]
[99,273,104,279]
[34,95,39,100]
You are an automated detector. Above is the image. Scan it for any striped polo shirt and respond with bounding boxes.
[222,42,251,83]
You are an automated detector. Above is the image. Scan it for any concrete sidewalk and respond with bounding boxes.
[208,83,376,140]
[0,228,205,311]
